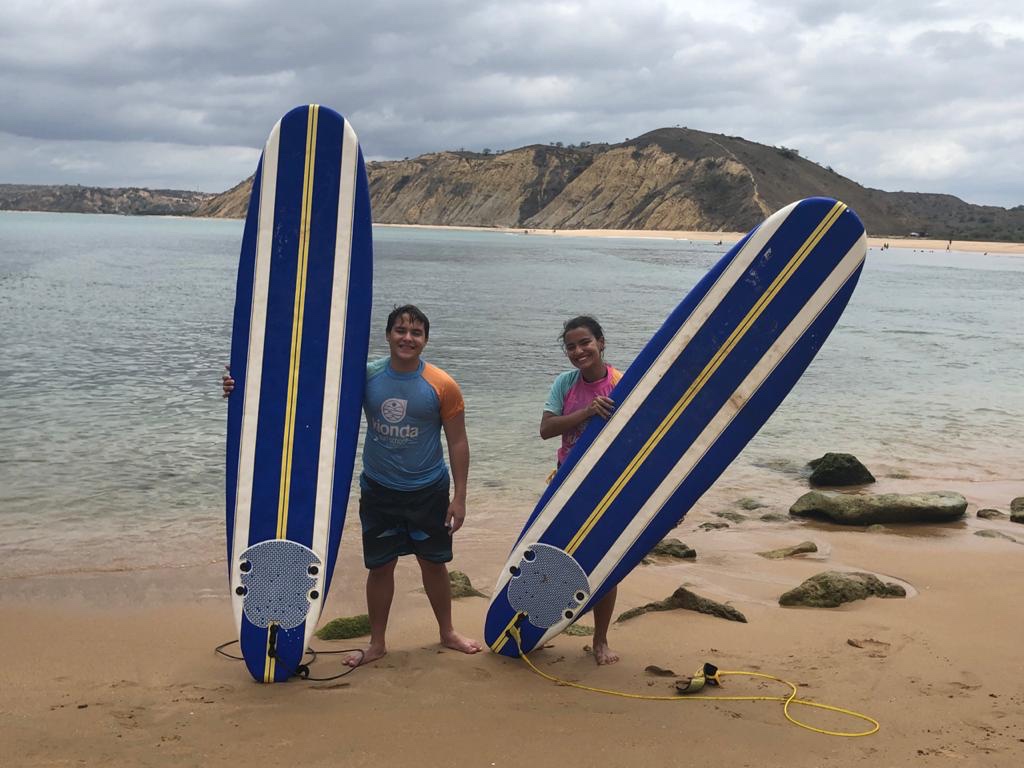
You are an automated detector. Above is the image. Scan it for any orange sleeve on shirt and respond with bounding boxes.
[422,363,465,422]
[610,366,624,386]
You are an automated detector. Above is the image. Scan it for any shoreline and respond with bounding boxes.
[376,222,1024,256]
[5,211,1021,255]
[3,461,1021,583]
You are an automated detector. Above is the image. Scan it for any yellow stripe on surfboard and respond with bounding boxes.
[563,201,846,557]
[490,612,524,654]
[265,105,320,680]
[264,623,277,683]
[276,104,319,540]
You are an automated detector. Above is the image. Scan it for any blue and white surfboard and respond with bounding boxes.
[226,105,373,682]
[485,197,866,656]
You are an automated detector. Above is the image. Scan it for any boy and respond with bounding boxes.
[223,304,481,665]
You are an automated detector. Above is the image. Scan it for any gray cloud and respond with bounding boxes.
[0,0,1021,205]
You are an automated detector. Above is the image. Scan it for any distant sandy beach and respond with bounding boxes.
[379,223,1024,256]
[3,470,1022,767]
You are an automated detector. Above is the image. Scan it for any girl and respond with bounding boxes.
[540,315,622,665]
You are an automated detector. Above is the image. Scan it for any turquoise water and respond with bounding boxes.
[1,211,1022,577]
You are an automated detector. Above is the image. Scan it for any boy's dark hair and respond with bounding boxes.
[386,304,430,340]
[560,315,604,344]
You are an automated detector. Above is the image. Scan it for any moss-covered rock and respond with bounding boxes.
[736,497,767,511]
[778,571,905,608]
[977,508,1006,520]
[1011,497,1024,524]
[759,513,790,522]
[807,453,875,486]
[648,538,696,559]
[616,586,746,623]
[975,530,1018,543]
[790,490,967,525]
[698,521,729,531]
[757,541,818,559]
[449,570,486,598]
[316,614,371,640]
[713,511,748,524]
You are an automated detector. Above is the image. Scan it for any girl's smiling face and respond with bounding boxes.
[563,327,605,378]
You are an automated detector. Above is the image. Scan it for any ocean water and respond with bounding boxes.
[1,211,1021,578]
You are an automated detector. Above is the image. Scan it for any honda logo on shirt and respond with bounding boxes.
[381,398,408,424]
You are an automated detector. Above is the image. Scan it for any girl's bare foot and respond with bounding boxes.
[592,639,619,665]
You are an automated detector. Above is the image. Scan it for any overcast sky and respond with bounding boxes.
[1,0,1021,206]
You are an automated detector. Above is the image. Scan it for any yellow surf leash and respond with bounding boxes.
[508,626,879,737]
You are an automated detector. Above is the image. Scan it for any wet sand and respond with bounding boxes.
[2,472,1022,767]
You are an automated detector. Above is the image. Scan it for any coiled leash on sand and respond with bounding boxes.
[508,626,879,737]
[214,638,364,682]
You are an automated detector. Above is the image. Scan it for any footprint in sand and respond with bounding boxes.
[111,709,142,729]
[846,638,891,658]
[310,682,352,691]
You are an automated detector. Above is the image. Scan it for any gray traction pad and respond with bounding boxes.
[239,540,322,629]
[507,543,591,629]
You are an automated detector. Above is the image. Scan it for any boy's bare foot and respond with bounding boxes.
[441,630,483,654]
[592,639,619,665]
[345,642,386,667]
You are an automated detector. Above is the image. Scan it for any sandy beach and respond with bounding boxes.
[379,223,1024,256]
[3,470,1023,768]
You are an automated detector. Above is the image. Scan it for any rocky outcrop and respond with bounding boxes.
[736,498,768,510]
[316,614,370,639]
[1011,497,1024,524]
[448,570,486,598]
[0,183,212,215]
[790,490,967,525]
[698,521,729,531]
[522,145,765,230]
[807,453,875,486]
[368,146,594,227]
[779,571,906,607]
[193,176,253,218]
[975,530,1019,543]
[713,511,748,524]
[977,508,1006,520]
[760,513,791,522]
[648,538,696,559]
[757,541,818,559]
[617,586,747,623]
[9,126,1024,241]
[357,128,1024,239]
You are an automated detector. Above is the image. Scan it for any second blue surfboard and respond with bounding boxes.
[486,197,867,657]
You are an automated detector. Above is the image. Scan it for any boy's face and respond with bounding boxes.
[387,314,428,364]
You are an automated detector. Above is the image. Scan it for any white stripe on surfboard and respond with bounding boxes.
[491,200,801,597]
[232,121,281,632]
[534,232,867,647]
[306,120,360,648]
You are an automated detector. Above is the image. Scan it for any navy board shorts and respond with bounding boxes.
[358,474,452,569]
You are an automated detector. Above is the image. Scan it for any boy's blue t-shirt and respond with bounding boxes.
[361,357,464,492]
